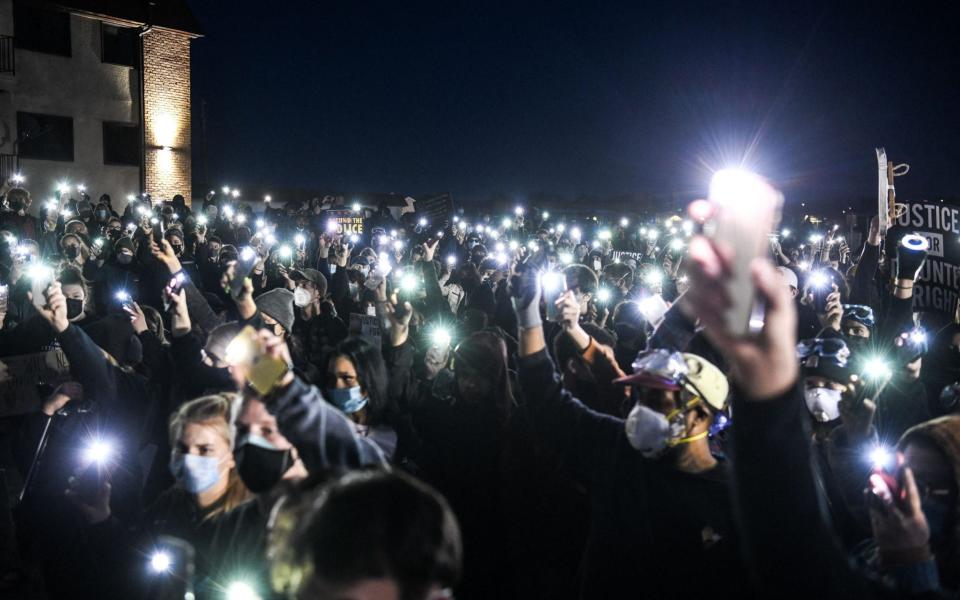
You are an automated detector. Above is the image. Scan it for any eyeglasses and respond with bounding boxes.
[841,304,875,327]
[797,338,850,361]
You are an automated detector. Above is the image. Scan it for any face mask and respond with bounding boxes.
[803,387,842,422]
[107,228,121,239]
[467,241,478,250]
[327,385,368,414]
[624,401,706,458]
[348,282,359,297]
[169,452,224,494]
[171,244,183,256]
[293,287,313,308]
[66,298,84,320]
[116,253,133,265]
[10,199,25,213]
[64,246,79,259]
[234,433,293,494]
[96,210,109,221]
[845,335,868,353]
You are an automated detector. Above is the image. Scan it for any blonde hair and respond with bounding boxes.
[169,394,251,519]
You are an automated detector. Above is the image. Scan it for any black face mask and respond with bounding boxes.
[66,298,84,320]
[96,210,109,221]
[9,200,26,213]
[116,253,133,265]
[234,440,292,494]
[64,246,79,259]
[107,228,121,239]
[171,244,183,256]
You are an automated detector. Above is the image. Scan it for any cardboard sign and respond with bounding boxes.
[0,349,71,417]
[892,201,960,314]
[328,210,365,235]
[349,313,382,349]
[413,193,454,225]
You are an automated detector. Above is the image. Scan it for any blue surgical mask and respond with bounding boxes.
[169,452,224,494]
[326,385,368,414]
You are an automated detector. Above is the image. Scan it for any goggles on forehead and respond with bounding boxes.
[797,338,850,363]
[841,304,875,328]
[628,349,707,400]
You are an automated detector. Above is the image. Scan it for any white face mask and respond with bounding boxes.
[804,387,842,422]
[625,403,672,458]
[293,287,313,308]
[348,282,359,298]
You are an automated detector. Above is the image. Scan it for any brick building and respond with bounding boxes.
[0,0,201,207]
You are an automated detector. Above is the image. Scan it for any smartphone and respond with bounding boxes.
[704,170,783,335]
[0,285,8,314]
[810,270,836,313]
[152,221,165,245]
[228,326,289,395]
[869,463,904,507]
[164,272,186,311]
[541,271,566,322]
[76,461,111,505]
[30,265,55,311]
[228,247,259,298]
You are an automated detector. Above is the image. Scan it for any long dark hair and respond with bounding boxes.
[327,337,396,427]
[452,331,515,427]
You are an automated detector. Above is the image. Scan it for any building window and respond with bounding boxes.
[17,112,74,162]
[101,24,139,67]
[13,2,71,57]
[102,122,140,166]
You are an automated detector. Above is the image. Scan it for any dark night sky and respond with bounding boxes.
[187,0,960,209]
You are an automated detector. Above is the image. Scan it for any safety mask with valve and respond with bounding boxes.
[615,349,730,459]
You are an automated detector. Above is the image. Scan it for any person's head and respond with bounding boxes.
[169,394,250,514]
[207,235,223,258]
[840,304,875,343]
[621,350,729,461]
[65,219,88,237]
[255,288,296,338]
[6,188,31,214]
[165,229,184,256]
[94,203,111,223]
[777,266,799,299]
[58,265,88,322]
[204,203,219,220]
[59,233,88,262]
[113,237,135,265]
[563,264,599,313]
[612,301,648,355]
[451,331,514,424]
[898,416,960,587]
[105,217,123,239]
[270,471,462,600]
[326,337,392,427]
[291,269,328,310]
[798,338,851,424]
[141,304,167,344]
[234,395,305,493]
[602,263,634,292]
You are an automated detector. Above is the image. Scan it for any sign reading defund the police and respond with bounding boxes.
[894,201,960,314]
[328,210,364,236]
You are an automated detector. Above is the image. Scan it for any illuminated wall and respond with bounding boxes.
[143,28,192,203]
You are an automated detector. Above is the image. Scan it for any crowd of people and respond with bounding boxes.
[0,175,958,600]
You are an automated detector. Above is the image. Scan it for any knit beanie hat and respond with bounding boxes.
[255,288,295,333]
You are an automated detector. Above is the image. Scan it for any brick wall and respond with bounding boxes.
[143,29,192,203]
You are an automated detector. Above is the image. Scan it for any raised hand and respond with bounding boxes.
[37,282,69,334]
[685,235,798,400]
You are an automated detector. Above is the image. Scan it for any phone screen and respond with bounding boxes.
[705,170,782,335]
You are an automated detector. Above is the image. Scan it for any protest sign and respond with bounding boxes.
[349,313,382,348]
[328,210,364,235]
[413,193,454,225]
[892,200,960,314]
[0,349,70,417]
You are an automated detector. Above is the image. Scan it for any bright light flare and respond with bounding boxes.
[596,287,611,303]
[83,439,113,464]
[149,551,172,574]
[225,580,261,600]
[278,245,293,259]
[431,327,452,348]
[863,358,892,380]
[869,446,893,470]
[541,271,563,293]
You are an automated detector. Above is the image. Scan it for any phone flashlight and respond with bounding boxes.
[644,270,664,286]
[352,202,361,213]
[557,223,566,233]
[868,446,893,470]
[12,173,25,184]
[647,230,660,241]
[514,206,524,216]
[620,218,629,227]
[226,580,260,600]
[418,217,428,227]
[446,255,456,266]
[541,271,563,293]
[349,234,359,243]
[222,186,230,194]
[571,227,582,241]
[458,221,467,231]
[231,189,240,198]
[149,551,172,574]
[598,229,611,241]
[255,219,265,229]
[670,239,685,251]
[863,357,891,380]
[596,287,611,304]
[83,439,113,464]
[400,273,419,292]
[393,240,404,251]
[196,215,208,227]
[278,245,293,259]
[559,252,572,264]
[235,214,247,225]
[431,327,452,348]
